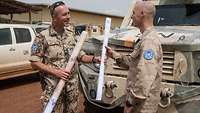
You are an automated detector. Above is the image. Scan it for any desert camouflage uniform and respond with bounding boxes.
[112,27,163,113]
[30,25,85,113]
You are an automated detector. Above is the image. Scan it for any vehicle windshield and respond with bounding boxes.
[154,4,200,26]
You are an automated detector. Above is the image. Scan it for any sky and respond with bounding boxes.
[18,0,133,17]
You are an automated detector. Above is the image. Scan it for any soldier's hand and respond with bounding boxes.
[93,56,101,64]
[105,46,113,58]
[53,68,71,80]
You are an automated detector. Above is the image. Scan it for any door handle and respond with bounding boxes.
[23,50,29,55]
[9,48,15,51]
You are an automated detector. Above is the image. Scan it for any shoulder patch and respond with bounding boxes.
[143,49,154,60]
[31,42,38,53]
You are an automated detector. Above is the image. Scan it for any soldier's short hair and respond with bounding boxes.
[49,1,65,17]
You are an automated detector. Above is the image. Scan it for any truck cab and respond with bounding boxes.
[0,24,37,80]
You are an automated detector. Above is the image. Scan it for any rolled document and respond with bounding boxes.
[96,17,111,100]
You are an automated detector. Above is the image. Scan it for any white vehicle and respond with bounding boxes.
[0,24,38,80]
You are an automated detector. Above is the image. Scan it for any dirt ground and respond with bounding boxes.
[0,74,85,113]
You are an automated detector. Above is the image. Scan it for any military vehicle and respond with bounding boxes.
[78,0,200,113]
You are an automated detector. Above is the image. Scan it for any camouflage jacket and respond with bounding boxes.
[30,25,85,89]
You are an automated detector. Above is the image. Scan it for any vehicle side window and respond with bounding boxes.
[14,28,31,43]
[0,28,12,45]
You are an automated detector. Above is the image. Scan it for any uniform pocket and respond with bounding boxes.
[48,41,64,59]
[63,40,75,55]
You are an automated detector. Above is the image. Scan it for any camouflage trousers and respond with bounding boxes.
[40,74,79,113]
[124,92,160,113]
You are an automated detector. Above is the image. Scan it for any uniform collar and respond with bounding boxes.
[142,27,154,36]
[141,26,154,39]
[49,25,56,36]
[49,24,74,38]
[49,25,69,40]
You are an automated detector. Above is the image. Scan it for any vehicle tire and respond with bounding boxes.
[84,99,123,113]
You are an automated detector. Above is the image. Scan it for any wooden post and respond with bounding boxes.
[120,0,136,28]
[10,13,13,24]
[29,9,32,24]
[43,31,88,113]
